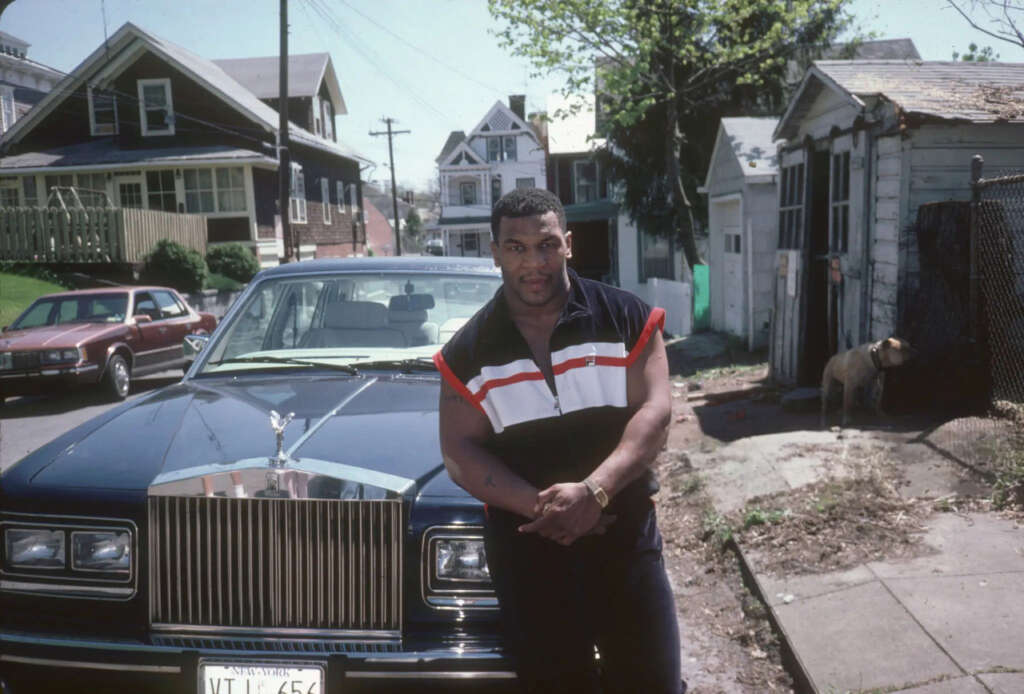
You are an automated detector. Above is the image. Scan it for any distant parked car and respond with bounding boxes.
[425,238,444,256]
[0,286,217,403]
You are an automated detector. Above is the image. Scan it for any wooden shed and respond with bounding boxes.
[700,117,779,349]
[770,60,1024,385]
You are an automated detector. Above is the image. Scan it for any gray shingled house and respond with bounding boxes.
[770,59,1024,386]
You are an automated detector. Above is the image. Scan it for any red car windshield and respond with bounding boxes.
[12,293,130,329]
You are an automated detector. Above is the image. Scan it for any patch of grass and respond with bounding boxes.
[673,473,703,496]
[701,509,733,550]
[991,435,1024,510]
[204,272,245,291]
[0,272,66,328]
[690,362,766,384]
[742,507,787,529]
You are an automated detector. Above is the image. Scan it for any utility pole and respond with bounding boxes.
[369,117,410,255]
[278,0,293,262]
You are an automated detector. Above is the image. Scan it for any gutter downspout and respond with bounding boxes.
[860,118,874,344]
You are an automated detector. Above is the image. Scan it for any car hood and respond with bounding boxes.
[26,372,457,498]
[0,322,124,349]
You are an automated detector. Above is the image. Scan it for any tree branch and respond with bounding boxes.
[947,0,1024,47]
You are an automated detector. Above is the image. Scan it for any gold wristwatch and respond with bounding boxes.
[583,477,609,508]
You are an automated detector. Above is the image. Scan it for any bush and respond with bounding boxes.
[206,242,259,284]
[140,239,207,293]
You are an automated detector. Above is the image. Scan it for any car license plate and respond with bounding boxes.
[201,662,324,694]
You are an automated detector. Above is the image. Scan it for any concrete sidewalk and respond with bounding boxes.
[689,419,1024,693]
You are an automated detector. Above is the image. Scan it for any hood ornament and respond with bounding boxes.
[268,410,295,468]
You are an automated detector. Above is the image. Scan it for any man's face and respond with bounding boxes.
[491,211,572,309]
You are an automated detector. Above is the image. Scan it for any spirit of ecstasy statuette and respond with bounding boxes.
[268,409,295,468]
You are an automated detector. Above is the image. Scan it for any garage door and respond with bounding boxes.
[723,226,744,337]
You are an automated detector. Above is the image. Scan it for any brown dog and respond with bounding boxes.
[820,337,918,427]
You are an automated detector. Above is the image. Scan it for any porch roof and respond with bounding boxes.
[565,199,618,222]
[0,139,277,172]
[438,215,491,226]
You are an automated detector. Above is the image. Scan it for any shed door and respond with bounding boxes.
[723,226,744,336]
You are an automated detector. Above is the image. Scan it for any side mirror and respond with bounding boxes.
[183,333,211,371]
[133,314,152,325]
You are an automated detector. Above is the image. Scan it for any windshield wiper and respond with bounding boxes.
[207,355,360,375]
[353,357,438,373]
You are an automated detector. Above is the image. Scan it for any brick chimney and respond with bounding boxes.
[508,94,526,121]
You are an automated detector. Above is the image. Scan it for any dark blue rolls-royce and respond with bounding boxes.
[0,257,516,693]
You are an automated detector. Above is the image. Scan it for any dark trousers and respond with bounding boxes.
[484,500,684,694]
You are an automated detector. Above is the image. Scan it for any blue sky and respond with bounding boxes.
[2,0,1022,191]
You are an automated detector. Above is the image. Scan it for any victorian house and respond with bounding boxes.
[435,95,545,257]
[0,22,369,266]
[0,31,61,139]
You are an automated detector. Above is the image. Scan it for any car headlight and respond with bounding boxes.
[4,528,65,569]
[422,527,496,610]
[40,348,82,364]
[0,352,11,370]
[435,538,489,581]
[72,531,131,573]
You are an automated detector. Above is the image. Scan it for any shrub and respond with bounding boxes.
[206,242,259,284]
[140,239,207,293]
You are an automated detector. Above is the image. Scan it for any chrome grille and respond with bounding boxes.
[11,352,41,370]
[148,497,403,632]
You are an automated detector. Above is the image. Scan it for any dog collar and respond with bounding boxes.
[869,343,885,371]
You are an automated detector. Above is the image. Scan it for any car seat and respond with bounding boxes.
[388,294,439,346]
[301,301,407,348]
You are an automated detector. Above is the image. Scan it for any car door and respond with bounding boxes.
[130,291,172,373]
[150,289,193,369]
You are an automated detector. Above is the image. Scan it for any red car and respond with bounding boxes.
[0,286,217,403]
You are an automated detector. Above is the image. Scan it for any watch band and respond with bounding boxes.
[583,477,610,508]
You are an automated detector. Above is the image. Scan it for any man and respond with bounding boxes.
[434,188,684,693]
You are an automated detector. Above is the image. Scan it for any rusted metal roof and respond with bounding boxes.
[776,60,1024,141]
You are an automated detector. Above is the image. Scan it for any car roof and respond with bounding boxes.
[256,256,501,279]
[33,286,171,299]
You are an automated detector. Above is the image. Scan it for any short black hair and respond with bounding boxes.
[490,187,566,242]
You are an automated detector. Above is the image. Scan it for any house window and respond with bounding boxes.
[725,233,741,254]
[0,186,18,207]
[216,167,246,212]
[321,178,331,225]
[778,163,805,249]
[641,232,674,281]
[184,169,215,213]
[574,160,597,203]
[346,183,359,220]
[75,173,109,207]
[831,151,850,254]
[337,181,345,214]
[88,86,118,136]
[118,182,143,208]
[146,170,177,212]
[290,164,307,223]
[137,78,174,136]
[22,176,37,207]
[491,176,502,206]
[460,181,477,205]
[486,136,517,162]
[322,101,334,141]
[516,177,535,189]
[0,87,15,133]
[44,174,74,205]
[487,137,501,162]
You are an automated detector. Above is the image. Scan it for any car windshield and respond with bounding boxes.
[198,271,501,374]
[11,293,130,329]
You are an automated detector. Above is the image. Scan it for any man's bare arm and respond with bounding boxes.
[438,378,539,519]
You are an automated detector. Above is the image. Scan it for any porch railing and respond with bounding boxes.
[0,207,207,263]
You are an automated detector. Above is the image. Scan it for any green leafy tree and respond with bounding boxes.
[952,42,999,61]
[489,0,857,269]
[405,209,423,240]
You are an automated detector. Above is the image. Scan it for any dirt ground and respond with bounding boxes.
[654,337,1021,693]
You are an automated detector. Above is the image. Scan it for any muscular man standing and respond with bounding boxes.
[434,188,684,694]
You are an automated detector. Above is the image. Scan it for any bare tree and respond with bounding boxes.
[947,1,1024,49]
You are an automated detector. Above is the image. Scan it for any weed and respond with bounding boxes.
[742,508,787,528]
[701,509,733,549]
[675,474,703,496]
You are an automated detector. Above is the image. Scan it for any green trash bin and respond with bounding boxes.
[693,264,710,332]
